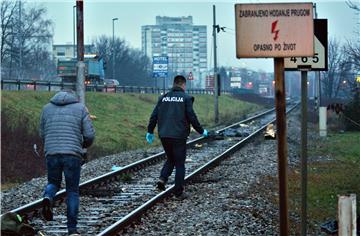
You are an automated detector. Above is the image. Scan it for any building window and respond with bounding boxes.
[57,52,65,56]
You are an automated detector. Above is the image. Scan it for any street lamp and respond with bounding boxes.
[73,6,76,58]
[112,18,118,81]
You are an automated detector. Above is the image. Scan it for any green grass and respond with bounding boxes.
[1,91,261,157]
[310,132,360,163]
[288,132,360,231]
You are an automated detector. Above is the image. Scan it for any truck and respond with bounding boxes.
[57,54,105,90]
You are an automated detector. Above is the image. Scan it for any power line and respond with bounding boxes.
[221,31,235,36]
[223,27,235,32]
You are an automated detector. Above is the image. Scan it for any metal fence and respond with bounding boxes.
[1,80,230,95]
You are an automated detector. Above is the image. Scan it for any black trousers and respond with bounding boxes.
[159,138,187,196]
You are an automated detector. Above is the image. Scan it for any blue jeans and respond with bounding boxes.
[44,154,81,233]
[160,138,187,196]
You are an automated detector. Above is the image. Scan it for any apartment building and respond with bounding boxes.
[142,16,207,88]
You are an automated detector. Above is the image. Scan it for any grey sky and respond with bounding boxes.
[39,0,359,72]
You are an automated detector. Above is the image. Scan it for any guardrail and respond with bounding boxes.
[1,80,229,95]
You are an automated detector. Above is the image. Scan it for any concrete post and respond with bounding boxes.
[319,106,327,137]
[76,61,85,104]
[338,194,357,236]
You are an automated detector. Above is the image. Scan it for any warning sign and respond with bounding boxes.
[235,3,314,58]
[188,72,194,80]
[285,19,328,71]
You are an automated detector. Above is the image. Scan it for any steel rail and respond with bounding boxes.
[97,103,298,235]
[7,107,277,221]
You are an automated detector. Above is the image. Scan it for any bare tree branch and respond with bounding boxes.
[1,1,54,80]
[93,35,151,86]
[321,38,354,98]
[1,0,18,63]
[346,0,360,12]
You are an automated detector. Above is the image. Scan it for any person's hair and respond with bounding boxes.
[173,75,186,86]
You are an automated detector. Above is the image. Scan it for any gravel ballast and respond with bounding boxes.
[119,109,303,235]
[2,108,308,235]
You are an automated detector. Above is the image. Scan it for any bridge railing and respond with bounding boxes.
[1,80,229,95]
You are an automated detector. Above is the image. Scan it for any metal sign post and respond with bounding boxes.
[235,3,314,235]
[285,19,328,236]
[300,69,308,236]
[274,58,289,235]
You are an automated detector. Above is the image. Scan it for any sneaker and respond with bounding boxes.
[42,197,53,221]
[174,192,188,200]
[156,179,166,191]
[68,231,80,236]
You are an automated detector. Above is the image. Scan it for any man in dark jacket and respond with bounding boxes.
[146,75,208,199]
[39,90,95,235]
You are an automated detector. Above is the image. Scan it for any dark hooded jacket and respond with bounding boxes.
[147,86,204,139]
[40,91,95,158]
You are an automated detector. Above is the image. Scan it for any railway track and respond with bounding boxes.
[7,103,298,235]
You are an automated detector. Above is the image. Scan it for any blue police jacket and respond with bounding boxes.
[147,86,204,139]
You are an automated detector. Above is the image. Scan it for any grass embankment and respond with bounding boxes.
[288,132,360,232]
[1,91,261,184]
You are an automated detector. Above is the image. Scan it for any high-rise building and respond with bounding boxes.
[142,16,207,88]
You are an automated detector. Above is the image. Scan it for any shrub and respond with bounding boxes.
[343,92,360,131]
[1,109,46,183]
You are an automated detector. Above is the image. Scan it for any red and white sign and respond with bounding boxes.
[188,72,194,80]
[235,3,314,58]
[285,19,328,71]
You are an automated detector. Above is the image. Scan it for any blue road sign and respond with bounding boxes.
[153,56,168,78]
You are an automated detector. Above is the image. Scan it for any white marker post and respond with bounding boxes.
[338,194,357,236]
[235,3,314,235]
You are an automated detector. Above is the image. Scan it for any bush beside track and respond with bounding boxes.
[1,91,262,185]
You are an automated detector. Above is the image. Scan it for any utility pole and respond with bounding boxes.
[76,0,85,104]
[213,5,219,124]
[112,18,118,81]
[76,0,84,62]
[73,5,76,58]
[18,0,22,80]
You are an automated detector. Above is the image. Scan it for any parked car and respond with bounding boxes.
[104,79,119,86]
[104,79,119,92]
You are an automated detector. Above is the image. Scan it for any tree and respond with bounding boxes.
[92,35,152,86]
[1,0,54,80]
[346,0,360,13]
[345,0,360,72]
[346,43,360,71]
[1,0,18,78]
[321,38,353,98]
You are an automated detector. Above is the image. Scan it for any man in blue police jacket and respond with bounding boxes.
[146,75,208,199]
